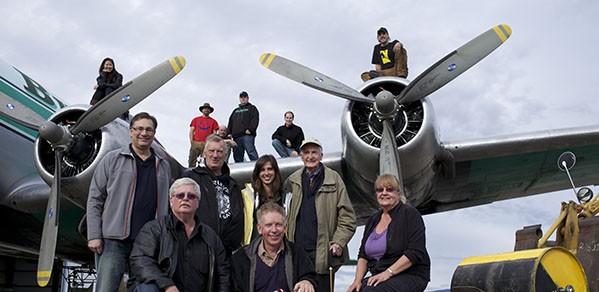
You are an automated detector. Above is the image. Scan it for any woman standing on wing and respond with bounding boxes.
[347,174,430,292]
[241,154,286,245]
[90,57,123,105]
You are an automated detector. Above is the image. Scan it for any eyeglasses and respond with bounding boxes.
[131,126,155,133]
[375,187,395,193]
[172,193,198,200]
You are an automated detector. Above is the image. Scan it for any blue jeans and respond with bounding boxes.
[233,135,258,162]
[134,283,161,292]
[272,139,295,157]
[95,239,133,292]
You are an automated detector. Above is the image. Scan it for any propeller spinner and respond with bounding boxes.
[35,56,186,287]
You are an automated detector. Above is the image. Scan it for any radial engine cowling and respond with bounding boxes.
[341,77,441,208]
[34,105,132,208]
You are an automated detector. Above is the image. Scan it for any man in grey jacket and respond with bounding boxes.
[87,112,172,292]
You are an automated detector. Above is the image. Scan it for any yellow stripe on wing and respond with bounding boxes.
[493,24,512,42]
[259,53,276,68]
[169,56,186,74]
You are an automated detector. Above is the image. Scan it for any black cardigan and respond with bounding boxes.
[358,202,430,281]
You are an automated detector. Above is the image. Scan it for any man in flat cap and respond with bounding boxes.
[284,138,356,292]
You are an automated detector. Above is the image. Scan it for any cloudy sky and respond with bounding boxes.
[2,1,598,290]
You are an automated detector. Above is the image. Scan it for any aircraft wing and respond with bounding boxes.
[423,125,599,214]
[230,126,599,221]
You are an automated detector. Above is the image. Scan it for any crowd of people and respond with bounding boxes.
[87,26,428,292]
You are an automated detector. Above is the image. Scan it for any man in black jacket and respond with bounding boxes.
[271,111,305,158]
[231,202,316,292]
[181,134,244,257]
[129,177,230,292]
[227,91,259,162]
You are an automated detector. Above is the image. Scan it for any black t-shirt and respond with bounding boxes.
[129,147,157,240]
[372,40,399,70]
[212,175,233,240]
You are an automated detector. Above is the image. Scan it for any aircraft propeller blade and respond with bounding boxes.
[380,119,403,185]
[35,56,186,287]
[71,56,186,135]
[259,53,374,104]
[397,24,511,104]
[0,93,45,130]
[375,91,404,188]
[37,149,63,287]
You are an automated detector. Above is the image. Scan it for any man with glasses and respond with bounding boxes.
[361,27,408,81]
[182,134,244,258]
[130,178,230,292]
[87,112,172,292]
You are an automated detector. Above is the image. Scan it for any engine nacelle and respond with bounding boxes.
[341,77,442,207]
[34,105,132,208]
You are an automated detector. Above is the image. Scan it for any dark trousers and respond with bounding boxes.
[306,250,335,292]
[360,273,428,292]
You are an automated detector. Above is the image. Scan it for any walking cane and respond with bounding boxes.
[328,249,334,292]
[329,266,333,292]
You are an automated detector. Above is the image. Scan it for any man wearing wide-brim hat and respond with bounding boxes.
[188,102,219,168]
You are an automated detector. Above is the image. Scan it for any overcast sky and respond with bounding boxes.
[2,1,598,290]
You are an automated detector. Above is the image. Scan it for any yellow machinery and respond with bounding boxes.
[451,247,587,291]
[451,152,599,291]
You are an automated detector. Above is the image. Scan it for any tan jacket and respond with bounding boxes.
[284,165,357,274]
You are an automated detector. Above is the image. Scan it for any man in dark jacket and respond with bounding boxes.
[231,202,316,292]
[227,91,259,162]
[181,134,244,256]
[271,111,305,158]
[129,177,230,292]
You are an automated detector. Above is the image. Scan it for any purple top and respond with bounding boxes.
[364,228,388,260]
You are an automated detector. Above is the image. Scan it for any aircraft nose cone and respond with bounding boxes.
[39,121,70,145]
[374,91,397,117]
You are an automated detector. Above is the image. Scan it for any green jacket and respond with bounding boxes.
[284,165,357,274]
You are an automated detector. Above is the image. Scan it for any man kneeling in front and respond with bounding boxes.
[129,177,230,291]
[231,202,317,292]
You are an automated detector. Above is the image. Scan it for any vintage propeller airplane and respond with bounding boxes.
[1,23,599,289]
[0,56,187,286]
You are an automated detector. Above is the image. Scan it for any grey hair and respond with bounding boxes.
[205,133,229,153]
[169,177,201,201]
[256,202,286,225]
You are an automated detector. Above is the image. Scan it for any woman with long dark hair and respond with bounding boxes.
[90,57,123,105]
[241,154,286,245]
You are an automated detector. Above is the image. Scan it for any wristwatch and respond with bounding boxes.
[387,268,394,276]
